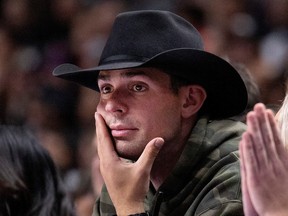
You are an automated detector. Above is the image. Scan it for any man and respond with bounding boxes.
[53,10,247,216]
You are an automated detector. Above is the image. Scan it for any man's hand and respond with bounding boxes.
[240,103,288,216]
[95,112,164,216]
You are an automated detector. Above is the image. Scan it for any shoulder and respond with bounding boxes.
[207,118,247,135]
[194,157,243,216]
[193,116,246,141]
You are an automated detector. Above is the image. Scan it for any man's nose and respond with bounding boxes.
[104,90,128,114]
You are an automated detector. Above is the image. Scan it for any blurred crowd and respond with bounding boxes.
[0,0,287,215]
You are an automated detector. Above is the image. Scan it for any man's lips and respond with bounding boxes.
[109,125,138,137]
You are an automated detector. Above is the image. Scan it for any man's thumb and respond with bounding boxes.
[137,137,164,170]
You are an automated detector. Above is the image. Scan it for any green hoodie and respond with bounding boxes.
[93,116,246,216]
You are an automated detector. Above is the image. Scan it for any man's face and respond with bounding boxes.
[96,68,185,160]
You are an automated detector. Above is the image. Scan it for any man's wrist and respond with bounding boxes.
[115,201,146,216]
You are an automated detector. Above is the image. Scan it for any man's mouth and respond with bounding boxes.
[109,124,138,138]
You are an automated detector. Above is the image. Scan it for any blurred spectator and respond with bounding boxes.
[69,0,126,68]
[72,135,103,216]
[0,24,15,122]
[1,0,52,45]
[69,130,103,216]
[25,84,79,132]
[275,80,288,150]
[0,125,76,215]
[264,0,288,28]
[229,61,262,122]
[240,103,288,216]
[38,129,75,175]
[205,0,247,33]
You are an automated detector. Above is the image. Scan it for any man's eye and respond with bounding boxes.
[132,84,146,92]
[101,85,112,94]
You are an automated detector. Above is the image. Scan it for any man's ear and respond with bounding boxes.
[181,85,207,118]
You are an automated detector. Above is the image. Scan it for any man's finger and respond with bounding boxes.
[240,138,258,216]
[255,105,275,162]
[95,112,119,162]
[242,132,260,183]
[246,109,268,166]
[267,109,286,156]
[136,137,164,172]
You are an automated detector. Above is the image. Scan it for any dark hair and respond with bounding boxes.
[169,73,192,94]
[228,61,261,111]
[0,125,76,216]
[166,69,209,116]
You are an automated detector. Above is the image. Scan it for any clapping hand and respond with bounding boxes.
[240,103,288,216]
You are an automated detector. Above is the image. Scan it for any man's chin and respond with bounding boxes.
[115,146,141,161]
[115,150,140,161]
[114,139,145,160]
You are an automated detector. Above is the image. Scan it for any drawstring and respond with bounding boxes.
[150,191,164,216]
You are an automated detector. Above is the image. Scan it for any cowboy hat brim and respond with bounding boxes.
[53,48,247,119]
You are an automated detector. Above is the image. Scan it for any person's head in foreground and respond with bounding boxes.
[276,90,288,150]
[54,10,248,216]
[0,125,75,216]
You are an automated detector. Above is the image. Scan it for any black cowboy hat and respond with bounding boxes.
[53,10,247,119]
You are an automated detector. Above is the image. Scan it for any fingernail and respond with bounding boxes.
[154,138,164,148]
